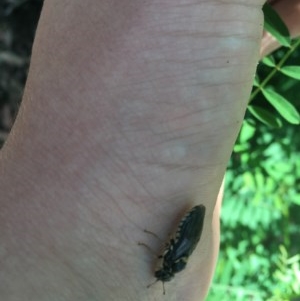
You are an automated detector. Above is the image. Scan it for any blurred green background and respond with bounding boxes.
[207,47,300,300]
[207,12,300,299]
[1,1,299,300]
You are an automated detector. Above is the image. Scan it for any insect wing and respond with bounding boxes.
[170,205,206,261]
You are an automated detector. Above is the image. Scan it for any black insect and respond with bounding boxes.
[139,204,206,294]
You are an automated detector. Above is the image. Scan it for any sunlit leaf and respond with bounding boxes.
[261,56,275,67]
[261,88,300,124]
[239,120,256,143]
[233,144,250,153]
[253,75,260,87]
[280,66,300,80]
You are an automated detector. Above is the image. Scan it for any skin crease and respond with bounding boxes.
[0,0,298,300]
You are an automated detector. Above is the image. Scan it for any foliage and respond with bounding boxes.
[250,39,300,127]
[207,4,300,301]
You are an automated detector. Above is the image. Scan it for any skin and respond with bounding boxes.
[0,0,298,300]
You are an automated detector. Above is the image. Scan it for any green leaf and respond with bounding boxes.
[280,66,300,80]
[233,143,250,153]
[263,3,291,47]
[291,195,300,206]
[253,75,260,87]
[261,56,275,67]
[239,120,256,143]
[261,88,300,124]
[248,105,282,127]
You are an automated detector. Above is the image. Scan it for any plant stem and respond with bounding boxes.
[249,38,300,102]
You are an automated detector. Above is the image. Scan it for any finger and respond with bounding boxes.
[260,0,300,57]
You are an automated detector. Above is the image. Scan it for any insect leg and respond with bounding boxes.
[146,279,166,295]
[137,242,157,255]
[146,279,158,289]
